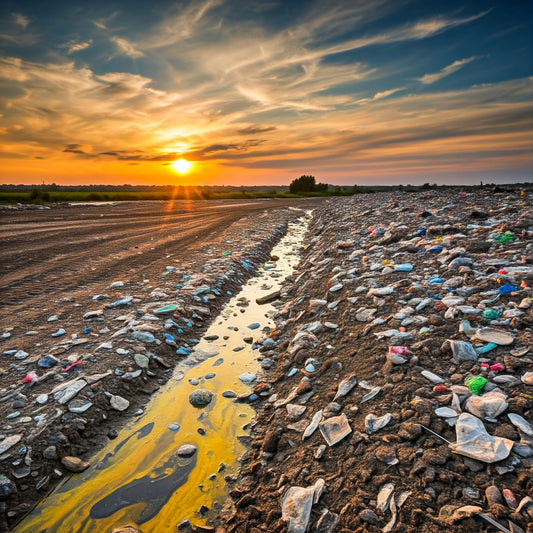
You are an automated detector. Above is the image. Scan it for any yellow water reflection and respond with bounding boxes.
[16,213,310,533]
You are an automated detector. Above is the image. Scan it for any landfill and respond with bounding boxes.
[219,189,532,533]
[1,189,533,533]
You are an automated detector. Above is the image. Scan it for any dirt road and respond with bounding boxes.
[0,199,322,321]
[0,198,327,531]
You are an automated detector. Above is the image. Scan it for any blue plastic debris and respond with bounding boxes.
[427,245,444,254]
[498,284,518,294]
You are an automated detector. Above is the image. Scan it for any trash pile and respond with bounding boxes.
[221,189,533,533]
[0,207,307,530]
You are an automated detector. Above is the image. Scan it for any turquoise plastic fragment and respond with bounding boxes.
[475,342,498,354]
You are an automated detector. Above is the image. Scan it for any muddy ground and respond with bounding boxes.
[1,191,532,533]
[0,198,323,532]
[216,190,533,533]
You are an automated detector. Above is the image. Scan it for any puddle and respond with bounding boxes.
[16,211,312,533]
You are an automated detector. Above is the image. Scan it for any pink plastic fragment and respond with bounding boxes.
[22,371,38,384]
[502,489,517,510]
[490,363,504,372]
[389,346,412,356]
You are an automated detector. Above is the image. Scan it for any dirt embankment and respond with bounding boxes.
[219,190,533,533]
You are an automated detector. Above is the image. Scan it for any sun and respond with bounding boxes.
[171,158,193,174]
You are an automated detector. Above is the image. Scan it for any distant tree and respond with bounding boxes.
[315,182,329,192]
[289,175,316,193]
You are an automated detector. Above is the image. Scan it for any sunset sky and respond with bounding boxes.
[1,0,532,186]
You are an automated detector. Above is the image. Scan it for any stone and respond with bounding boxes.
[177,444,197,457]
[110,395,130,411]
[315,509,339,533]
[43,446,57,460]
[61,456,90,473]
[239,372,256,383]
[134,354,149,368]
[54,380,87,405]
[0,434,22,455]
[110,526,144,533]
[189,389,214,407]
[486,485,504,506]
[359,509,380,525]
[0,475,15,500]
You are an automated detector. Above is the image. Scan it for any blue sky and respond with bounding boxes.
[0,0,532,185]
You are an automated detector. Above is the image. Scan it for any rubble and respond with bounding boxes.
[220,189,532,533]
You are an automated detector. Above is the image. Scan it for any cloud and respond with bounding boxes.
[93,11,119,31]
[237,125,277,135]
[1,4,531,184]
[62,40,93,54]
[418,56,479,84]
[12,13,29,29]
[110,36,144,58]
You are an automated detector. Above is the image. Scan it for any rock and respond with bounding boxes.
[110,527,144,533]
[177,444,197,457]
[189,389,214,407]
[315,509,339,533]
[359,509,380,526]
[54,379,87,404]
[0,434,22,455]
[43,446,57,460]
[286,404,306,421]
[38,354,59,368]
[61,456,90,473]
[486,485,504,506]
[0,475,15,500]
[239,372,256,383]
[110,395,130,411]
[134,354,150,368]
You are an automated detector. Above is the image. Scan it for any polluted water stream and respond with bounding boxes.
[16,210,312,533]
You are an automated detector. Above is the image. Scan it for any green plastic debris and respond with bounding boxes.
[153,304,178,315]
[465,376,488,395]
[498,232,514,243]
[482,309,500,320]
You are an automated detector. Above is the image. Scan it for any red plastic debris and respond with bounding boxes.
[433,385,447,393]
[490,363,504,372]
[63,361,85,372]
[22,371,38,384]
[389,346,412,355]
[502,489,517,510]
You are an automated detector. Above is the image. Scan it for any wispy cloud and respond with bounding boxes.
[62,40,93,54]
[1,2,530,185]
[110,36,144,57]
[418,56,478,84]
[92,11,119,30]
[12,13,30,29]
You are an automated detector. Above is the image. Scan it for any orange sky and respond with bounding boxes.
[1,1,532,186]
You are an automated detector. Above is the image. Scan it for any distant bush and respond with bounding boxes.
[29,189,51,202]
[289,175,329,194]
